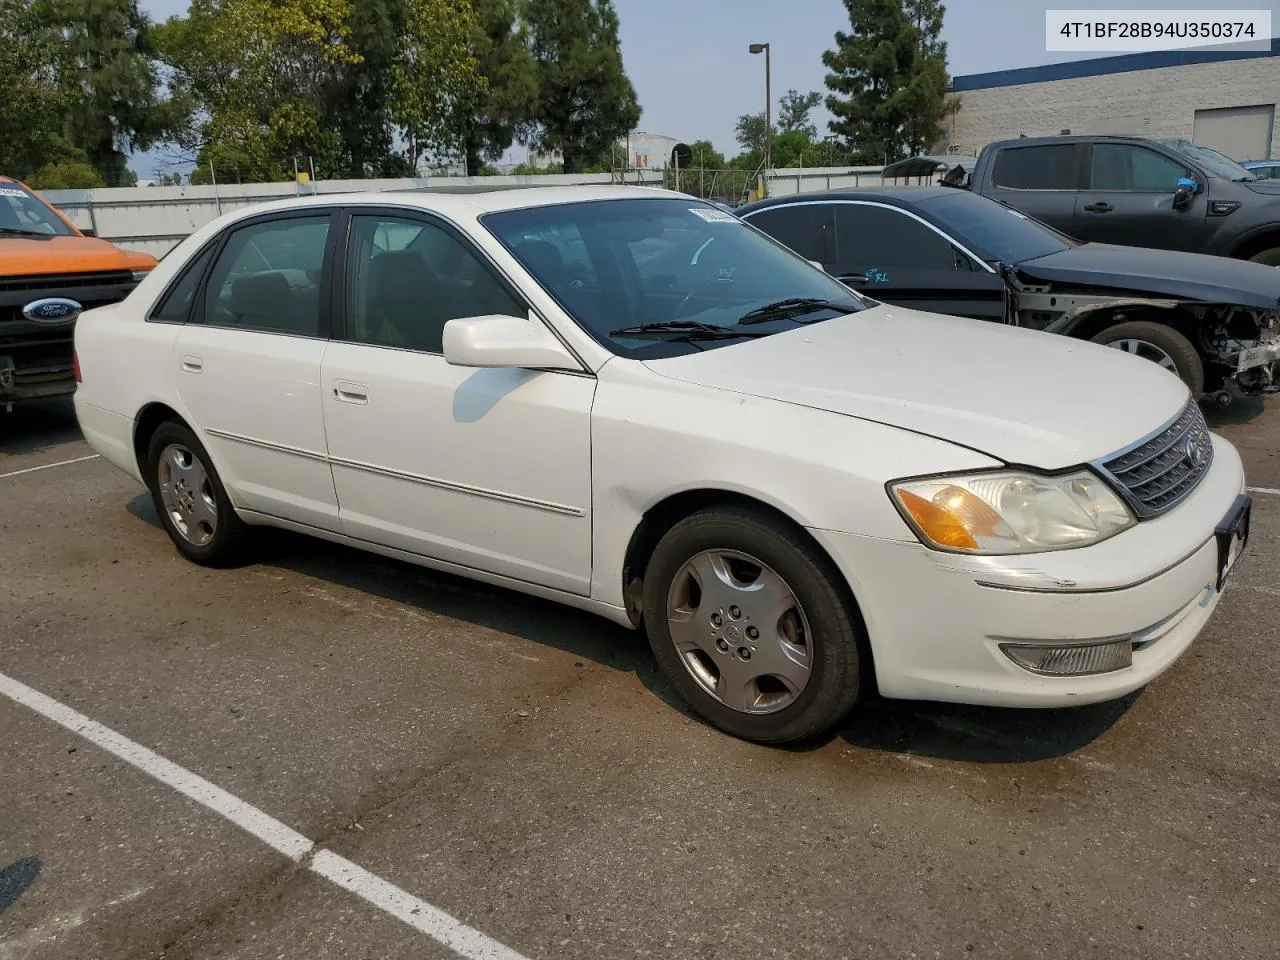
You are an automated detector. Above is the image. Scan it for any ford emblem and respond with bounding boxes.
[21,297,82,325]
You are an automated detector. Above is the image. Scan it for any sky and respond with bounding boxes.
[132,0,1280,176]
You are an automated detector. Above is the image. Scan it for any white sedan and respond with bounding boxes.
[73,185,1251,745]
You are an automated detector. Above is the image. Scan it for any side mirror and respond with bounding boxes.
[442,312,581,371]
[1173,176,1199,210]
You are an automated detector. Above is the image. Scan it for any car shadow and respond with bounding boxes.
[1203,392,1266,428]
[0,399,82,457]
[830,691,1140,763]
[0,856,41,915]
[124,494,1137,763]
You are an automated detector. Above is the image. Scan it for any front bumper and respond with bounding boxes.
[809,433,1247,708]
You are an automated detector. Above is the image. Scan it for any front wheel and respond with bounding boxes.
[1091,320,1205,397]
[642,506,865,745]
[1248,247,1280,267]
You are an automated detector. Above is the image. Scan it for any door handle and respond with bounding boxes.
[333,380,369,405]
[181,354,203,373]
[1083,202,1113,213]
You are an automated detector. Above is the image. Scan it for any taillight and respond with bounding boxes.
[73,349,81,383]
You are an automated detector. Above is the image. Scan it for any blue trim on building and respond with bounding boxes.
[952,38,1280,92]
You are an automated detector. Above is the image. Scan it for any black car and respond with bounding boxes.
[738,187,1280,403]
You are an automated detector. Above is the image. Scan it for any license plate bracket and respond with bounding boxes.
[1214,494,1252,591]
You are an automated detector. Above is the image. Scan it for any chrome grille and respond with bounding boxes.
[1097,400,1214,519]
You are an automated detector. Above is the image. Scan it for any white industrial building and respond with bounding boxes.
[937,39,1280,163]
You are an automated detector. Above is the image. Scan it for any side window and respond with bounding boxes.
[833,204,962,278]
[151,243,216,323]
[991,144,1078,190]
[746,206,827,263]
[345,215,525,354]
[198,216,330,336]
[1090,144,1189,190]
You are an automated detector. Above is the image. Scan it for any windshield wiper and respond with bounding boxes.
[0,227,53,239]
[608,320,770,341]
[736,297,861,325]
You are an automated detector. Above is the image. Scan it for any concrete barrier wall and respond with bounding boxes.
[39,165,939,257]
[40,172,667,257]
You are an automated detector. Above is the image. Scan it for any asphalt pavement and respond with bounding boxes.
[1,395,1277,960]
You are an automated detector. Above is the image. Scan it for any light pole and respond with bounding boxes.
[749,42,771,197]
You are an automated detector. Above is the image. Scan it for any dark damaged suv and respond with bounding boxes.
[1,177,156,412]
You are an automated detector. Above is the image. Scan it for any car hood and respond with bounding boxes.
[1016,242,1280,310]
[0,235,156,277]
[641,304,1189,470]
[1242,178,1280,196]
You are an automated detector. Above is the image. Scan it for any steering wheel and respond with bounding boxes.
[674,275,733,320]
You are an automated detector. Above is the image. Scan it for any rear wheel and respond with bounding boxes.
[1247,247,1280,267]
[145,420,249,567]
[642,506,865,745]
[1092,320,1205,397]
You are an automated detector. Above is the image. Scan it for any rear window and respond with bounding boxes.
[991,145,1078,190]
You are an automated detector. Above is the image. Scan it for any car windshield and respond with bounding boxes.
[915,190,1075,264]
[0,183,77,237]
[1157,138,1258,181]
[481,197,869,358]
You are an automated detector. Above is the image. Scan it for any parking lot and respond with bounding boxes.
[1,396,1277,960]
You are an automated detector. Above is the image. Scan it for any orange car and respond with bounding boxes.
[1,176,157,410]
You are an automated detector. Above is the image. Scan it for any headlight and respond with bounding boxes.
[889,469,1135,555]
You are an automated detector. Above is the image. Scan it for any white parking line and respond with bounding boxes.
[0,670,530,960]
[1249,486,1280,496]
[0,454,100,480]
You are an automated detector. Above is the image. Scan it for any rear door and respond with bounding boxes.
[827,201,1006,322]
[1073,141,1210,251]
[173,210,342,532]
[980,142,1084,235]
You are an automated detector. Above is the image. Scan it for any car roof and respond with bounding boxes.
[210,184,684,223]
[739,187,955,215]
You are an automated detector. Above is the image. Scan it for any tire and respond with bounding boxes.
[642,506,865,745]
[145,419,250,567]
[1091,320,1205,397]
[1248,247,1280,267]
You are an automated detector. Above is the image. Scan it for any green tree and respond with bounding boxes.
[666,139,727,198]
[822,0,950,164]
[27,161,106,189]
[455,0,537,176]
[0,0,69,179]
[523,0,641,174]
[734,112,772,155]
[389,0,479,172]
[37,0,180,186]
[777,89,822,137]
[156,0,364,183]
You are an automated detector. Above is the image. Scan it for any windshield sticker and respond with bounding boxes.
[0,188,30,198]
[689,207,739,223]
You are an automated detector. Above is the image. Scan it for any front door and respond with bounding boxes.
[173,211,341,531]
[320,210,596,595]
[1072,141,1210,251]
[828,202,1007,322]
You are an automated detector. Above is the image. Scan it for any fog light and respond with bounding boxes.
[998,638,1132,677]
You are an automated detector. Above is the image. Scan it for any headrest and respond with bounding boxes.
[229,271,293,319]
[512,239,564,279]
